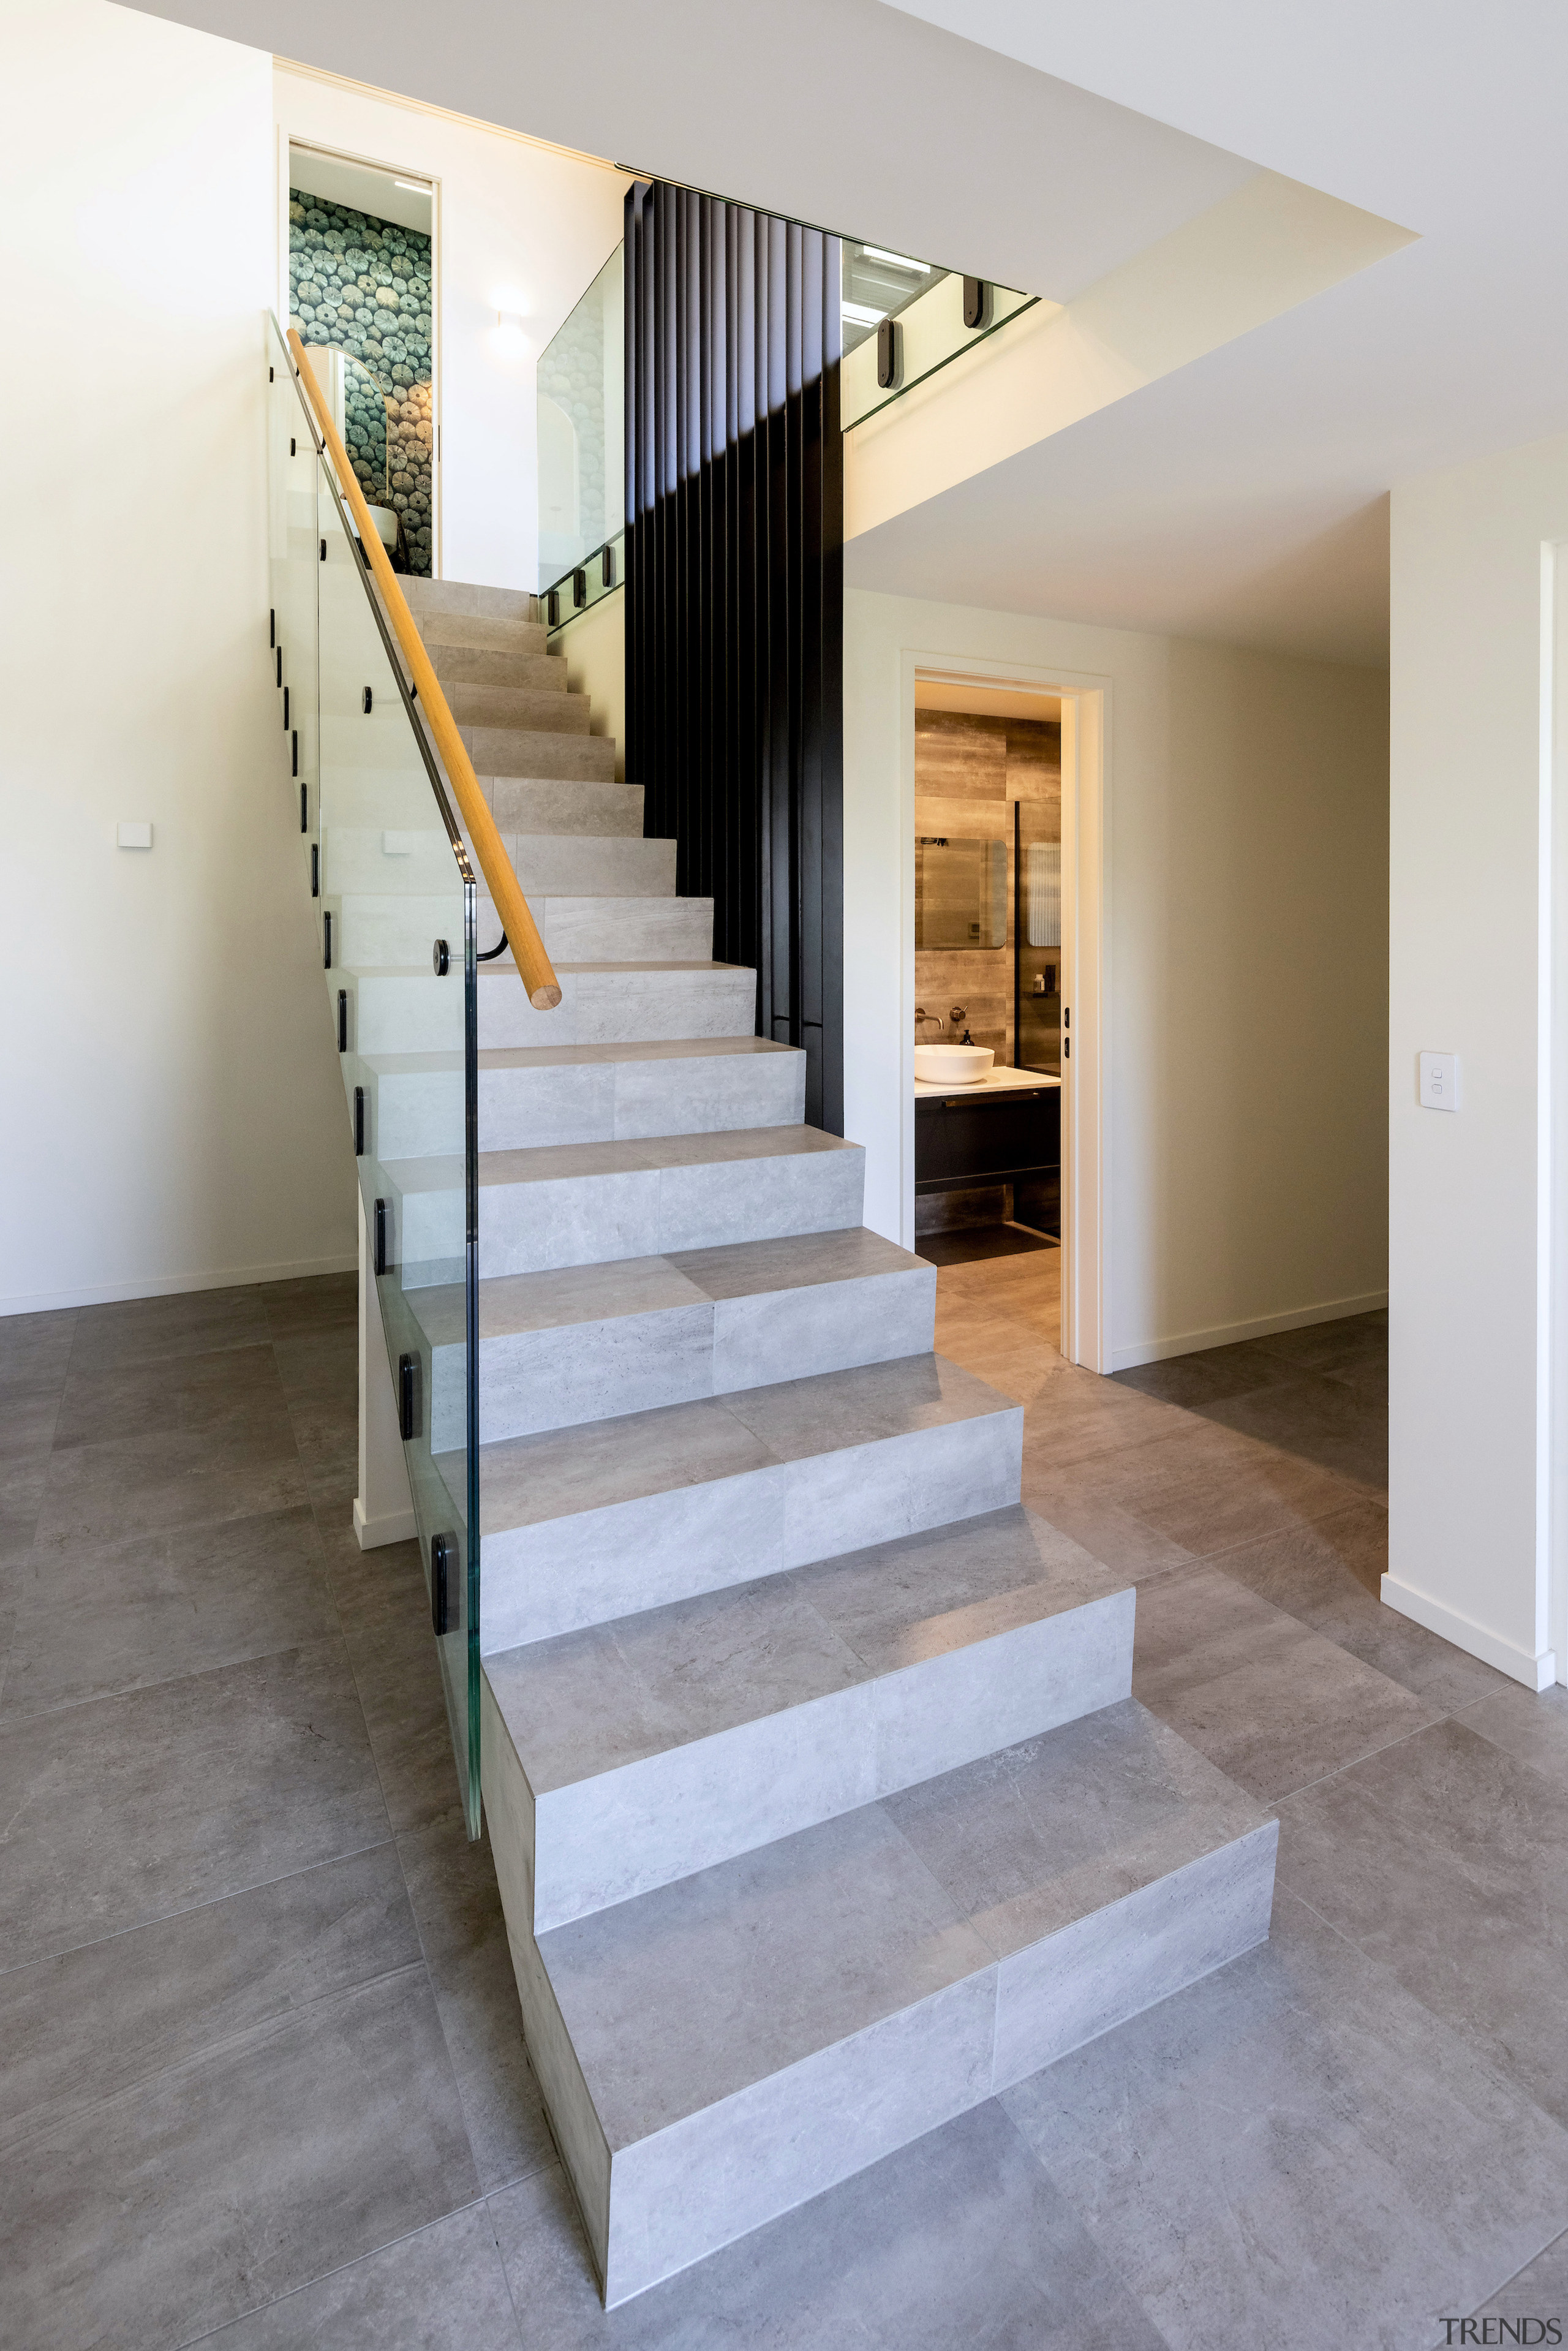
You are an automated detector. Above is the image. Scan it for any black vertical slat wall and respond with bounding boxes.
[624,179,845,1133]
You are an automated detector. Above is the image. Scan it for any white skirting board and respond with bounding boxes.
[353,1496,418,1549]
[1108,1289,1388,1373]
[1380,1574,1558,1692]
[0,1251,359,1316]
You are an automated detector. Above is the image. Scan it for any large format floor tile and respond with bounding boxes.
[32,1417,309,1552]
[396,1805,557,2195]
[1275,1710,1568,2124]
[189,2202,523,2351]
[2,1960,476,2351]
[1131,1561,1441,1801]
[0,1844,418,2156]
[1202,1504,1506,1712]
[0,1503,338,1718]
[489,2110,1169,2351]
[0,1637,388,1968]
[1002,1891,1568,2351]
[71,1286,273,1369]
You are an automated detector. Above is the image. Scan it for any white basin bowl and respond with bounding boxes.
[914,1044,994,1085]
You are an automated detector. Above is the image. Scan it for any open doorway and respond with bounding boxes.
[913,676,1063,1280]
[903,662,1106,1370]
[285,142,437,576]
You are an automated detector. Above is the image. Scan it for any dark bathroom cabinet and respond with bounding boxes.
[915,1081,1061,1202]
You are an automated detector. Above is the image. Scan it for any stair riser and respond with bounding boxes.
[417,613,548,654]
[536,898,714,960]
[480,967,756,1051]
[404,579,538,625]
[523,1593,1133,1931]
[386,1152,867,1286]
[431,646,566,692]
[429,1264,937,1447]
[350,965,754,1055]
[478,1406,1024,1648]
[334,892,714,968]
[484,777,643,836]
[461,725,616,782]
[509,835,675,899]
[593,1824,1278,2305]
[446,682,584,731]
[472,1048,804,1155]
[469,1143,865,1278]
[371,1049,807,1163]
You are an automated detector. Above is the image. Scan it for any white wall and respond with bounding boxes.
[0,0,358,1313]
[1387,435,1568,1691]
[845,589,1389,1365]
[551,589,626,780]
[274,65,626,592]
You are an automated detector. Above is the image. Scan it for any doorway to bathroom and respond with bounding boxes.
[908,663,1106,1370]
[284,140,438,575]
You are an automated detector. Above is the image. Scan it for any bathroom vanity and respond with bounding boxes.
[914,1066,1061,1231]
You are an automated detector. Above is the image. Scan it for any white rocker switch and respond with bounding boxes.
[117,821,153,850]
[1419,1051,1459,1111]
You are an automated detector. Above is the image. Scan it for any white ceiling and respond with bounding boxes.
[130,0,1568,665]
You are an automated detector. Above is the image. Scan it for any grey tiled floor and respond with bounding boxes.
[2,1270,1566,2348]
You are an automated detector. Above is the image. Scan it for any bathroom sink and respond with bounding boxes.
[914,1044,994,1085]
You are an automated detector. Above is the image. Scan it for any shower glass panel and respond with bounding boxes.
[916,836,1007,950]
[538,241,625,592]
[1014,804,1062,1076]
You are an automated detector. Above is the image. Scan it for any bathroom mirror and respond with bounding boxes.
[915,836,1008,950]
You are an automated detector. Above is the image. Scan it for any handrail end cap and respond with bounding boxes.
[529,983,564,1011]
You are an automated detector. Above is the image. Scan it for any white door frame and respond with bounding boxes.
[902,649,1111,1371]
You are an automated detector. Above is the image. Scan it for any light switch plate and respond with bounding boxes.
[116,822,153,850]
[1419,1051,1460,1111]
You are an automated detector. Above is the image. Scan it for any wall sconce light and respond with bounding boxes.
[494,309,527,352]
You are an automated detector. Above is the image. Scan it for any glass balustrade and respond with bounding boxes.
[538,240,625,595]
[839,241,1036,430]
[266,311,484,1835]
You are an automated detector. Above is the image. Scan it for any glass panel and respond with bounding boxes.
[840,246,1036,431]
[266,313,483,1834]
[266,324,319,842]
[538,241,625,590]
[1015,807,1063,1079]
[916,835,1008,950]
[541,529,625,636]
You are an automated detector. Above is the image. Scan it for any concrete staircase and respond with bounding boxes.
[333,573,1280,2308]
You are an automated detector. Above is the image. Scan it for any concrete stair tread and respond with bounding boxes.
[452,1351,1017,1535]
[475,1035,797,1075]
[538,1694,1272,2153]
[346,957,747,982]
[485,1504,1121,1799]
[386,1123,859,1197]
[361,1035,797,1079]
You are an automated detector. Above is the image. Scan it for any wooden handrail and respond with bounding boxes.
[287,329,562,1012]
